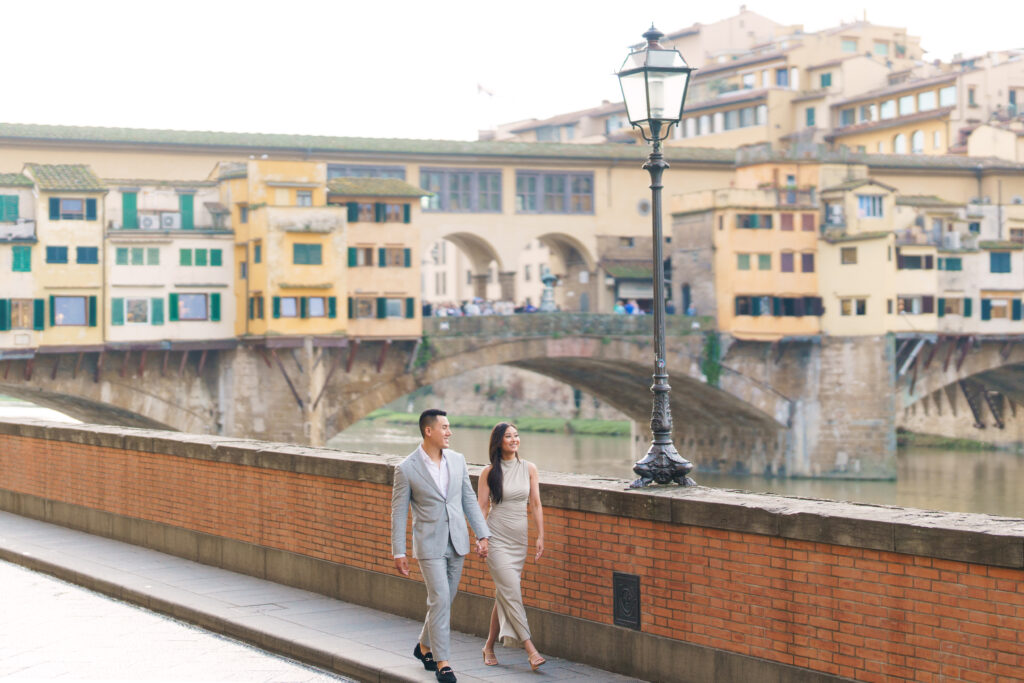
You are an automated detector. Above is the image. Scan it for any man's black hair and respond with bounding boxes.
[419,409,448,437]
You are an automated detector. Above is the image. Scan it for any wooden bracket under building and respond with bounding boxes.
[983,391,1006,430]
[943,336,958,372]
[376,340,392,373]
[137,350,147,378]
[50,355,60,380]
[959,380,986,429]
[956,336,974,371]
[120,349,131,378]
[312,348,344,411]
[73,351,84,379]
[179,350,190,377]
[94,350,105,383]
[271,348,304,410]
[161,349,170,377]
[23,358,34,381]
[346,340,360,373]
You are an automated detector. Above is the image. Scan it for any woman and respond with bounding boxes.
[476,422,546,671]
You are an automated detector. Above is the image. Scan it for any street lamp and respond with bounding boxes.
[617,26,697,488]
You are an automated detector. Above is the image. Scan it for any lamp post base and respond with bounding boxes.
[630,442,696,488]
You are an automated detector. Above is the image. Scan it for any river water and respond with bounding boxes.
[327,420,1024,518]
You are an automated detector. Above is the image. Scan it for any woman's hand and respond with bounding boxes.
[535,535,544,560]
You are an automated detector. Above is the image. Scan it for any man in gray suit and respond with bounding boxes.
[392,409,490,683]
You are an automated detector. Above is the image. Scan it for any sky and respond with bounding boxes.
[3,0,1022,141]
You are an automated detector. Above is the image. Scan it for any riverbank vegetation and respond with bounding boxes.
[366,410,631,436]
[896,428,1001,451]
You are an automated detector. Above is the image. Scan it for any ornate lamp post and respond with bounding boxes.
[618,26,697,487]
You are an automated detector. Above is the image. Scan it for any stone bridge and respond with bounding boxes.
[0,315,957,479]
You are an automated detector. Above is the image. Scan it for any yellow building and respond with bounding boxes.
[22,164,107,348]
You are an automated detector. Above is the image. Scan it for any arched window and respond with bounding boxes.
[893,133,907,154]
[911,130,924,154]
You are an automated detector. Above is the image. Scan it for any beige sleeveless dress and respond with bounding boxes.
[486,457,531,643]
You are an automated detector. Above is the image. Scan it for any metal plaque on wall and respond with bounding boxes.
[612,571,641,630]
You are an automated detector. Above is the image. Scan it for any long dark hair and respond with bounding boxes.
[486,422,515,504]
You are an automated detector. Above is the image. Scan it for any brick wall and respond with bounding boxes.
[1,420,1022,683]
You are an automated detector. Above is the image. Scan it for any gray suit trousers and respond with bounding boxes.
[417,539,464,661]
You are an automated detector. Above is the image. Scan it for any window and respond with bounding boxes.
[941,297,963,316]
[841,39,858,53]
[515,171,593,214]
[293,243,323,265]
[619,237,635,247]
[177,293,209,320]
[820,73,832,89]
[990,252,1011,273]
[775,68,789,87]
[857,195,884,218]
[524,264,531,281]
[841,247,858,264]
[911,131,924,154]
[840,298,867,316]
[349,246,374,266]
[735,295,823,317]
[384,298,404,318]
[11,246,30,272]
[179,249,192,266]
[939,257,963,271]
[757,253,771,270]
[9,299,33,328]
[939,86,957,107]
[737,254,751,270]
[918,91,937,111]
[873,41,889,56]
[893,134,907,154]
[897,252,933,270]
[356,203,375,222]
[327,164,405,179]
[805,107,816,127]
[898,95,915,116]
[724,109,739,130]
[253,241,262,263]
[296,191,313,207]
[179,194,194,230]
[46,246,68,263]
[736,214,772,229]
[56,198,88,220]
[969,222,981,234]
[307,297,326,318]
[897,295,934,314]
[239,206,249,224]
[124,298,149,324]
[801,214,815,231]
[247,296,265,320]
[352,297,375,319]
[684,118,697,137]
[780,213,794,231]
[698,115,711,135]
[382,247,407,267]
[0,194,18,221]
[933,131,942,150]
[742,73,755,89]
[53,296,87,325]
[422,169,502,212]
[840,108,855,126]
[148,247,160,265]
[860,104,876,123]
[801,252,815,273]
[880,100,896,119]
[131,247,145,265]
[968,87,977,106]
[781,252,795,272]
[981,298,1012,320]
[240,261,247,279]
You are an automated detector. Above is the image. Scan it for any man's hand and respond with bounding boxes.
[394,556,410,576]
[476,538,489,559]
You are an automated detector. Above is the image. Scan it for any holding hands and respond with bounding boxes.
[476,537,489,559]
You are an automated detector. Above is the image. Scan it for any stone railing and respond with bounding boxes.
[424,313,713,339]
[1,419,1021,683]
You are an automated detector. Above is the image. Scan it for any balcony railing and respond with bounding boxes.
[0,219,35,241]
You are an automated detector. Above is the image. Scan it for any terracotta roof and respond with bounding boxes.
[828,107,956,139]
[696,50,788,78]
[822,230,891,243]
[508,102,627,133]
[602,261,653,279]
[24,163,105,192]
[822,178,897,192]
[0,122,735,165]
[104,178,217,188]
[0,172,32,187]
[980,240,1024,250]
[895,195,962,208]
[684,88,770,113]
[326,177,430,198]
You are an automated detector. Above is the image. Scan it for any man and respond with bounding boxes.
[392,409,490,683]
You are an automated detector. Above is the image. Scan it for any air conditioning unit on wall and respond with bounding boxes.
[161,212,182,229]
[139,214,161,230]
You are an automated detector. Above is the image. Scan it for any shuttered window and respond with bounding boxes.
[122,192,138,229]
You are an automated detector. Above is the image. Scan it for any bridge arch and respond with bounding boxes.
[537,232,597,273]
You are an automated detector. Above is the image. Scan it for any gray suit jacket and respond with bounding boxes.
[391,446,490,560]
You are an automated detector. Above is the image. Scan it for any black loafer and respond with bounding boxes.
[436,666,457,683]
[413,643,437,671]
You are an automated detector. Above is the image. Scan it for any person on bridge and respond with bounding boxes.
[475,423,546,671]
[391,409,491,683]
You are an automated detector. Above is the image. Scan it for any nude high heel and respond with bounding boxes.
[528,651,546,671]
[482,648,498,666]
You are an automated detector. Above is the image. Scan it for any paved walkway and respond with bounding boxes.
[0,512,633,682]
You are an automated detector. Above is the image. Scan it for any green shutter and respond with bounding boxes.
[981,299,992,321]
[378,248,386,267]
[937,298,945,318]
[194,249,208,267]
[88,296,97,327]
[348,247,357,267]
[247,297,254,320]
[272,296,281,319]
[0,195,18,222]
[49,197,59,220]
[12,246,31,272]
[86,198,97,221]
[169,293,179,321]
[0,299,9,331]
[376,297,387,319]
[34,299,45,330]
[122,192,138,229]
[964,298,973,318]
[375,202,385,222]
[180,249,192,266]
[403,204,411,223]
[299,296,308,319]
[49,295,55,326]
[116,247,129,265]
[328,296,337,319]
[179,194,194,229]
[151,298,164,325]
[347,297,353,318]
[147,247,160,265]
[347,202,359,222]
[404,248,411,268]
[210,249,222,266]
[405,297,415,319]
[111,298,124,326]
[1014,300,1022,321]
[210,293,221,322]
